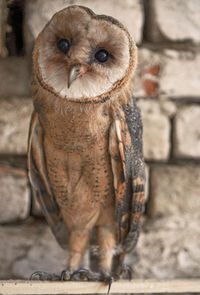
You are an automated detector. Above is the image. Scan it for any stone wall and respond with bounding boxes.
[0,0,200,285]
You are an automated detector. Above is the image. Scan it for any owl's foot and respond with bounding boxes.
[115,264,132,280]
[85,270,113,293]
[30,271,60,281]
[99,272,113,294]
[88,271,113,293]
[61,268,113,293]
[61,268,89,281]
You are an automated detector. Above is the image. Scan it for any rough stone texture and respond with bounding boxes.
[160,50,200,98]
[135,48,200,98]
[12,223,68,279]
[146,0,200,43]
[0,220,46,279]
[174,105,200,159]
[134,214,200,279]
[24,0,143,54]
[135,49,161,97]
[0,97,33,154]
[1,215,199,280]
[0,58,30,97]
[0,165,30,224]
[149,165,200,218]
[137,99,175,161]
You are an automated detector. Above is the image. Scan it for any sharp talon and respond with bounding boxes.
[107,276,113,294]
[61,270,71,281]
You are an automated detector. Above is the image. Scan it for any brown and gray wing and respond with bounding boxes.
[109,98,145,253]
[27,112,68,249]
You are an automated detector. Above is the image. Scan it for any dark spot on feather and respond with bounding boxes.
[133,184,144,193]
[121,217,129,229]
[120,171,125,183]
[114,154,120,162]
[133,202,144,213]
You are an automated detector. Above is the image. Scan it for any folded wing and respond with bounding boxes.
[109,98,145,252]
[27,112,68,248]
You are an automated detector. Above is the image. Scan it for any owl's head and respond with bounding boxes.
[33,5,137,103]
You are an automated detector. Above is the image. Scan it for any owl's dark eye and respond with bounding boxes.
[95,49,110,63]
[57,38,70,54]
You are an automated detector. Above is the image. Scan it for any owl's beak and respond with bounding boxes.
[68,64,88,88]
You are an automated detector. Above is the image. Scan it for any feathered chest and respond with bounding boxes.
[36,99,112,153]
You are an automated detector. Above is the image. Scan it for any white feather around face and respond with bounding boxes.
[37,6,132,99]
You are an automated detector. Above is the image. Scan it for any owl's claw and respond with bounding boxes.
[71,268,90,281]
[106,276,113,293]
[30,271,60,281]
[61,268,113,292]
[115,264,133,280]
[87,271,113,293]
[71,268,89,276]
[61,268,90,281]
[61,269,72,281]
[31,268,114,293]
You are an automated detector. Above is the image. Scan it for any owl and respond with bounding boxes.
[28,5,145,289]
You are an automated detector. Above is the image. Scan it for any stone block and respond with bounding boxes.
[134,214,200,279]
[146,0,200,43]
[12,224,68,279]
[0,97,33,154]
[0,221,47,279]
[135,48,200,98]
[149,165,200,217]
[134,48,161,97]
[0,165,30,223]
[24,0,144,54]
[0,58,30,97]
[174,105,200,159]
[160,50,200,98]
[137,99,173,161]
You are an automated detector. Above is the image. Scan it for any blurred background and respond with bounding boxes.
[0,0,200,283]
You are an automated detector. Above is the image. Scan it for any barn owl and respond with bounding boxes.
[28,5,145,290]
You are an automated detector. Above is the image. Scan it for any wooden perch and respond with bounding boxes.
[0,279,200,294]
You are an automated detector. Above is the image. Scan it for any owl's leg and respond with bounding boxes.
[95,225,116,292]
[30,229,90,281]
[114,253,133,280]
[61,229,91,281]
[31,230,92,281]
[98,225,116,274]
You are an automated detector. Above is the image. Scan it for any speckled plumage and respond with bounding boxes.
[28,5,145,281]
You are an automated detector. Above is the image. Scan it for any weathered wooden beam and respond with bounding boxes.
[0,279,200,294]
